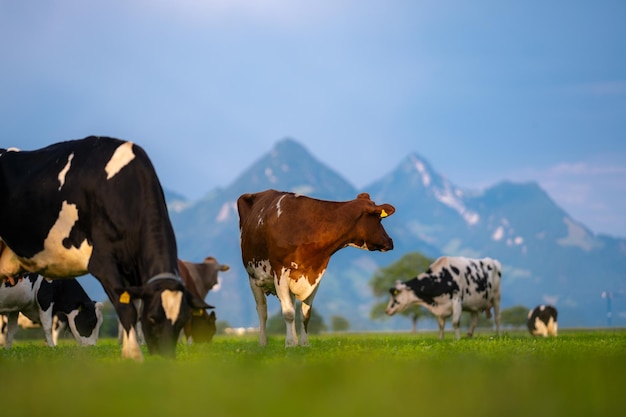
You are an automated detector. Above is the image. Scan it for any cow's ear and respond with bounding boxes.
[357,192,372,200]
[377,204,395,218]
[367,203,396,218]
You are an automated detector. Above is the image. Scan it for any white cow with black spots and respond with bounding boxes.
[0,272,103,348]
[386,256,502,339]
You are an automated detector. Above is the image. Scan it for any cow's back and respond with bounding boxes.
[0,136,177,281]
[445,256,501,311]
[428,256,500,311]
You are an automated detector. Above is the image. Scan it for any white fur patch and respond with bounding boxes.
[287,268,324,302]
[161,290,183,324]
[30,201,93,277]
[105,141,135,180]
[348,242,369,250]
[276,194,287,218]
[57,153,74,191]
[121,327,144,361]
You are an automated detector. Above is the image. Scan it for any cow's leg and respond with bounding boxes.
[0,315,6,346]
[452,301,463,340]
[468,311,478,337]
[90,260,143,361]
[249,276,269,346]
[493,299,501,337]
[104,287,143,361]
[52,315,65,346]
[549,319,558,337]
[116,300,144,346]
[534,318,548,337]
[275,271,298,347]
[4,312,19,349]
[299,287,319,347]
[117,304,143,361]
[38,303,56,347]
[437,316,445,339]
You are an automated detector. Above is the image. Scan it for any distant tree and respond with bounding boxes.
[501,305,530,328]
[100,300,119,338]
[266,307,327,335]
[330,315,350,332]
[215,320,231,334]
[369,252,434,332]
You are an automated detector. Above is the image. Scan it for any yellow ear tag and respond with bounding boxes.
[193,309,204,317]
[119,291,130,304]
[380,209,388,218]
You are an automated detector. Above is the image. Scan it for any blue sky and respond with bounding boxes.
[1,1,625,237]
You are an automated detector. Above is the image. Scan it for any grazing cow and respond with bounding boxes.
[178,257,229,343]
[0,273,103,348]
[386,256,502,339]
[238,189,395,347]
[120,257,227,345]
[527,305,558,337]
[0,136,209,360]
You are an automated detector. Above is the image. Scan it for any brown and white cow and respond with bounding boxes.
[178,257,229,343]
[237,189,395,347]
[386,256,502,339]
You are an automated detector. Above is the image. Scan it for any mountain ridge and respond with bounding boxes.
[81,138,626,330]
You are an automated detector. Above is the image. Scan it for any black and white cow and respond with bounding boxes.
[0,273,103,348]
[0,136,209,360]
[386,256,502,339]
[527,305,558,337]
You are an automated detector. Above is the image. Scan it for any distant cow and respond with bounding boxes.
[386,256,502,339]
[527,305,558,337]
[0,136,209,360]
[238,190,395,347]
[178,257,229,343]
[119,257,227,345]
[0,273,103,348]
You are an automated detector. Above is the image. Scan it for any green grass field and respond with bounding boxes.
[1,329,625,417]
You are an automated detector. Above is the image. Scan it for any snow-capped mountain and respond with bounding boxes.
[79,138,626,330]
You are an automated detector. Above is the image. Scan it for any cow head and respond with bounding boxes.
[119,276,211,357]
[190,310,217,343]
[385,281,416,316]
[350,193,395,252]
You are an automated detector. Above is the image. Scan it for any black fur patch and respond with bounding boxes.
[405,267,460,306]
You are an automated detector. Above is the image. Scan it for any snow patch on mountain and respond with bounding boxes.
[216,201,237,223]
[433,181,480,225]
[413,159,431,187]
[265,167,278,183]
[167,200,192,213]
[557,217,602,251]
